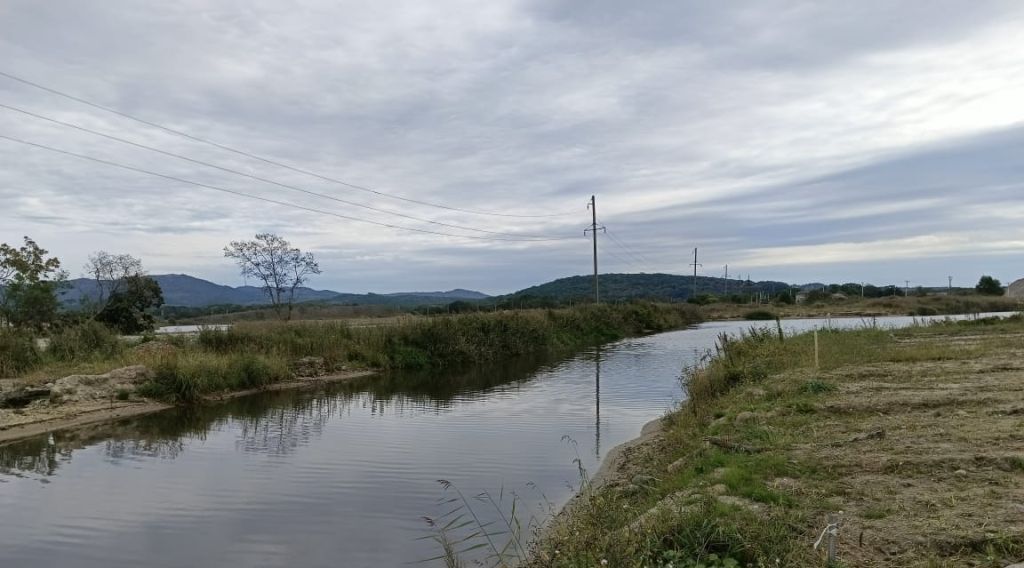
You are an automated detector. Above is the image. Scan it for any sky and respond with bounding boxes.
[1,1,1023,295]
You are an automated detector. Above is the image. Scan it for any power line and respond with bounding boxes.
[603,247,642,272]
[0,101,575,240]
[604,228,655,272]
[0,69,579,219]
[0,133,580,243]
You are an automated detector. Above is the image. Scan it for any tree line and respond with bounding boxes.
[1,232,320,335]
[0,237,164,333]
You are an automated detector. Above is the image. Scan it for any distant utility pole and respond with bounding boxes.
[689,248,702,298]
[585,195,605,303]
[724,264,729,295]
[861,282,865,297]
[905,280,910,297]
[948,276,953,294]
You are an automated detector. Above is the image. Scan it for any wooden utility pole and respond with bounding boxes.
[585,195,604,303]
[948,276,953,294]
[724,264,729,296]
[689,248,702,299]
[905,280,910,297]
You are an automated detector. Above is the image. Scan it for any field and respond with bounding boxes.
[533,315,1024,567]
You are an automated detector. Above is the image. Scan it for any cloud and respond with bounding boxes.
[2,1,1023,293]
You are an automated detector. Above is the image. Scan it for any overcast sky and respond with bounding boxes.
[2,1,1023,294]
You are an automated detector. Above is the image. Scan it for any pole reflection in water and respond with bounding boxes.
[595,346,601,459]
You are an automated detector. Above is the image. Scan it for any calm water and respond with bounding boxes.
[0,314,1010,567]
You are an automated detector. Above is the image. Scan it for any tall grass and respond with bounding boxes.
[138,352,290,402]
[2,302,702,403]
[0,329,40,377]
[47,320,125,362]
[195,302,702,371]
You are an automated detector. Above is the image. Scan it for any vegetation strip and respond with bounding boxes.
[531,315,1024,567]
[1,303,702,438]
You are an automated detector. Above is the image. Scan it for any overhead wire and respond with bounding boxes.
[0,69,579,218]
[0,101,576,240]
[0,133,581,243]
[602,246,643,272]
[604,227,657,272]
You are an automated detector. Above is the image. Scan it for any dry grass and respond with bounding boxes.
[702,294,1022,321]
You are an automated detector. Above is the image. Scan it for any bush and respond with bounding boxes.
[0,329,41,376]
[140,353,290,402]
[743,310,776,321]
[47,320,124,361]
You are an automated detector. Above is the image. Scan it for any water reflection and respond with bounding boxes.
[0,354,564,479]
[595,347,601,458]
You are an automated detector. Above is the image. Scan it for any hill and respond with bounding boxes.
[59,274,488,308]
[509,273,791,302]
[385,289,489,300]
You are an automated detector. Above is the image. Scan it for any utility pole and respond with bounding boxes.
[724,264,729,296]
[905,280,910,297]
[689,248,702,299]
[585,195,605,303]
[861,282,865,298]
[948,276,953,294]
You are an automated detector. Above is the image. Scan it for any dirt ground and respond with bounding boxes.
[790,335,1024,566]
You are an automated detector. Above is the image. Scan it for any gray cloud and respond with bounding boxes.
[2,1,1023,294]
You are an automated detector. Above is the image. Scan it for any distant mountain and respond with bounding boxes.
[385,289,490,300]
[509,273,792,301]
[59,274,488,308]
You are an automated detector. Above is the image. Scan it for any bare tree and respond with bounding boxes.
[83,251,145,314]
[223,233,321,320]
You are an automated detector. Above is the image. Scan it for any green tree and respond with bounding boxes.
[0,237,67,330]
[95,275,164,333]
[975,275,1004,296]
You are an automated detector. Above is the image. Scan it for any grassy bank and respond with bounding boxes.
[2,302,701,403]
[702,294,1020,321]
[533,315,1024,567]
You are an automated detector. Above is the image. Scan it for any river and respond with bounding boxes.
[0,313,1010,567]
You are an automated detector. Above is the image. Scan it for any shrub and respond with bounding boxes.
[0,329,41,376]
[141,353,290,402]
[47,320,124,361]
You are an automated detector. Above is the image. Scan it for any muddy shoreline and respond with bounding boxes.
[0,370,375,445]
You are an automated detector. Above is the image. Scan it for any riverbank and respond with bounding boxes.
[0,370,374,444]
[0,302,701,442]
[701,293,1020,321]
[531,315,1024,567]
